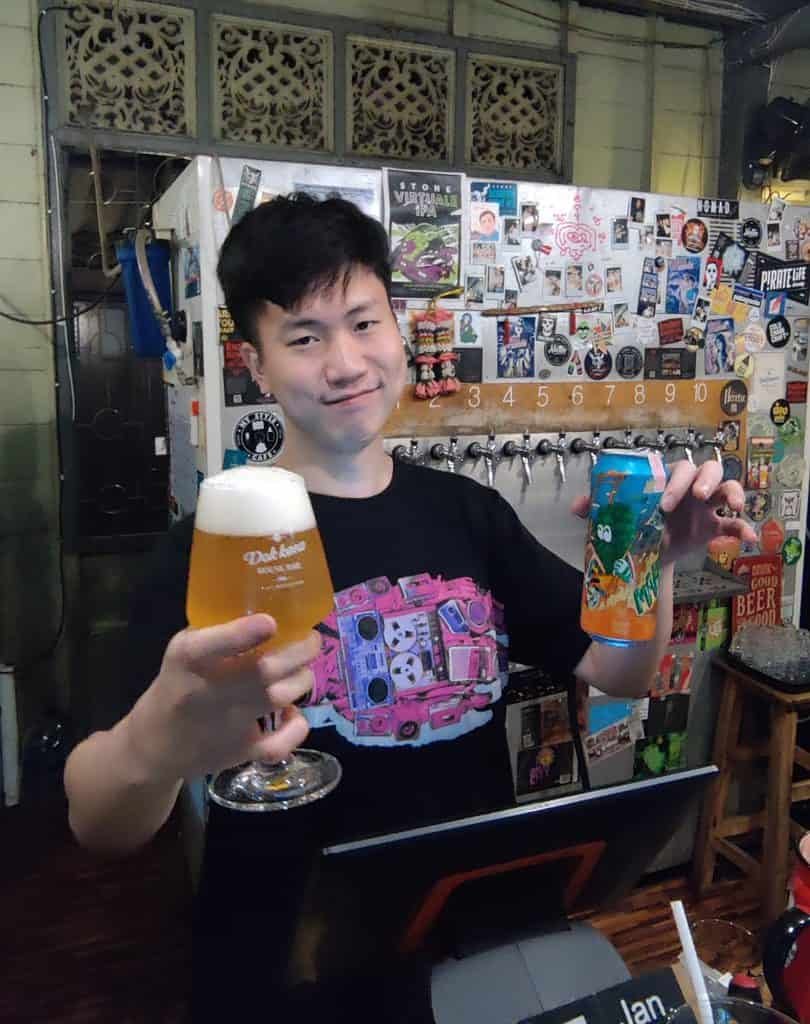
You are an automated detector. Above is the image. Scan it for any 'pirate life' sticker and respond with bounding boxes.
[233,409,285,464]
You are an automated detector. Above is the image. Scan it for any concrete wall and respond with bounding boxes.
[0,0,61,720]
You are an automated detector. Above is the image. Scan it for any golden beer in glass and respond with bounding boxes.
[187,466,341,811]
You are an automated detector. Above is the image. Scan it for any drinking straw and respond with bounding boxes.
[671,900,714,1024]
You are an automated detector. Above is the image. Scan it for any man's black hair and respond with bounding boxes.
[217,192,392,346]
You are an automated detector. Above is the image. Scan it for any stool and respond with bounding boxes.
[692,654,810,924]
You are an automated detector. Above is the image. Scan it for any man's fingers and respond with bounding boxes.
[707,480,745,514]
[716,516,759,546]
[173,614,277,672]
[266,666,314,710]
[660,459,699,512]
[689,459,724,501]
[257,630,322,684]
[571,494,590,519]
[247,706,311,762]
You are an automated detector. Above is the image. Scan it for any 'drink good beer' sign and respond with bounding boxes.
[731,554,782,633]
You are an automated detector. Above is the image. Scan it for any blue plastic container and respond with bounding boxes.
[116,238,173,358]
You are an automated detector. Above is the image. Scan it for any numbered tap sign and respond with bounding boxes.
[385,380,733,439]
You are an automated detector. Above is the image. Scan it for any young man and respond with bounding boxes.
[65,195,754,1021]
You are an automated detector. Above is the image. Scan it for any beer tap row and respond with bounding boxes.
[392,427,726,487]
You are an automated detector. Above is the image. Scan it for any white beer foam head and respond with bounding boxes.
[196,466,315,536]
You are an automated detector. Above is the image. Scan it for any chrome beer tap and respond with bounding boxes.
[535,432,568,484]
[501,432,534,487]
[603,428,633,450]
[430,436,464,473]
[692,427,725,464]
[392,438,423,464]
[633,428,667,452]
[466,432,500,488]
[664,429,695,465]
[570,431,602,466]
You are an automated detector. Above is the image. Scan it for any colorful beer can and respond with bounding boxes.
[581,449,668,646]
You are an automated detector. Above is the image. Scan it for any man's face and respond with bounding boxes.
[243,267,406,456]
[480,212,496,232]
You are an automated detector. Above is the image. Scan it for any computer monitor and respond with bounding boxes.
[301,766,717,979]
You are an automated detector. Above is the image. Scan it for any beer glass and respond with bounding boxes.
[186,465,341,811]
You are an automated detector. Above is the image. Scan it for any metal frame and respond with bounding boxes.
[43,0,576,183]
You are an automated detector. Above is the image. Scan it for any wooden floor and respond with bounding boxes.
[1,796,767,1023]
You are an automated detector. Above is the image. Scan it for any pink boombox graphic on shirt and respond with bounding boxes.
[306,573,506,744]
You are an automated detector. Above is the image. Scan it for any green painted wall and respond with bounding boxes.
[0,0,62,724]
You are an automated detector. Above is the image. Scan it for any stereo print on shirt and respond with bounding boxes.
[304,573,507,747]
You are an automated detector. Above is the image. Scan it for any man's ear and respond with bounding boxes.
[240,342,270,394]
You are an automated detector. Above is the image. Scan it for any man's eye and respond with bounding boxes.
[288,335,317,348]
[355,320,378,333]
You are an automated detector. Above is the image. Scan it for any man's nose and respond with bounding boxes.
[324,331,366,385]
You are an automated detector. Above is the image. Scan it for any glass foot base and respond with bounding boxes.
[208,749,342,812]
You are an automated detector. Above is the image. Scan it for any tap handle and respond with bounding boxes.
[486,460,495,488]
[521,454,533,487]
[556,452,567,484]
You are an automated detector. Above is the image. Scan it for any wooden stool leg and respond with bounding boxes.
[762,705,798,924]
[692,677,743,896]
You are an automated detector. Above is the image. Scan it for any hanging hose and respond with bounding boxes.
[88,140,122,281]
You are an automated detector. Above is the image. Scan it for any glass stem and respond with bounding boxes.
[256,713,290,771]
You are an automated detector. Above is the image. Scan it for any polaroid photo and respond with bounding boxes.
[486,264,506,294]
[471,242,497,264]
[767,221,782,249]
[639,224,655,250]
[565,262,584,297]
[786,239,800,260]
[611,217,630,249]
[692,296,711,326]
[585,265,604,297]
[543,267,562,298]
[613,301,632,330]
[520,203,539,236]
[629,196,646,224]
[503,288,519,310]
[470,201,500,242]
[605,266,623,294]
[465,272,485,305]
[656,212,672,239]
[656,238,673,259]
[511,254,538,291]
[503,217,521,246]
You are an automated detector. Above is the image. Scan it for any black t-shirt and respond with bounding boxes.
[127,459,588,835]
[125,459,590,1019]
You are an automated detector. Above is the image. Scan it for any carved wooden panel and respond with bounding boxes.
[466,52,563,173]
[347,35,454,162]
[62,1,195,135]
[213,14,333,151]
